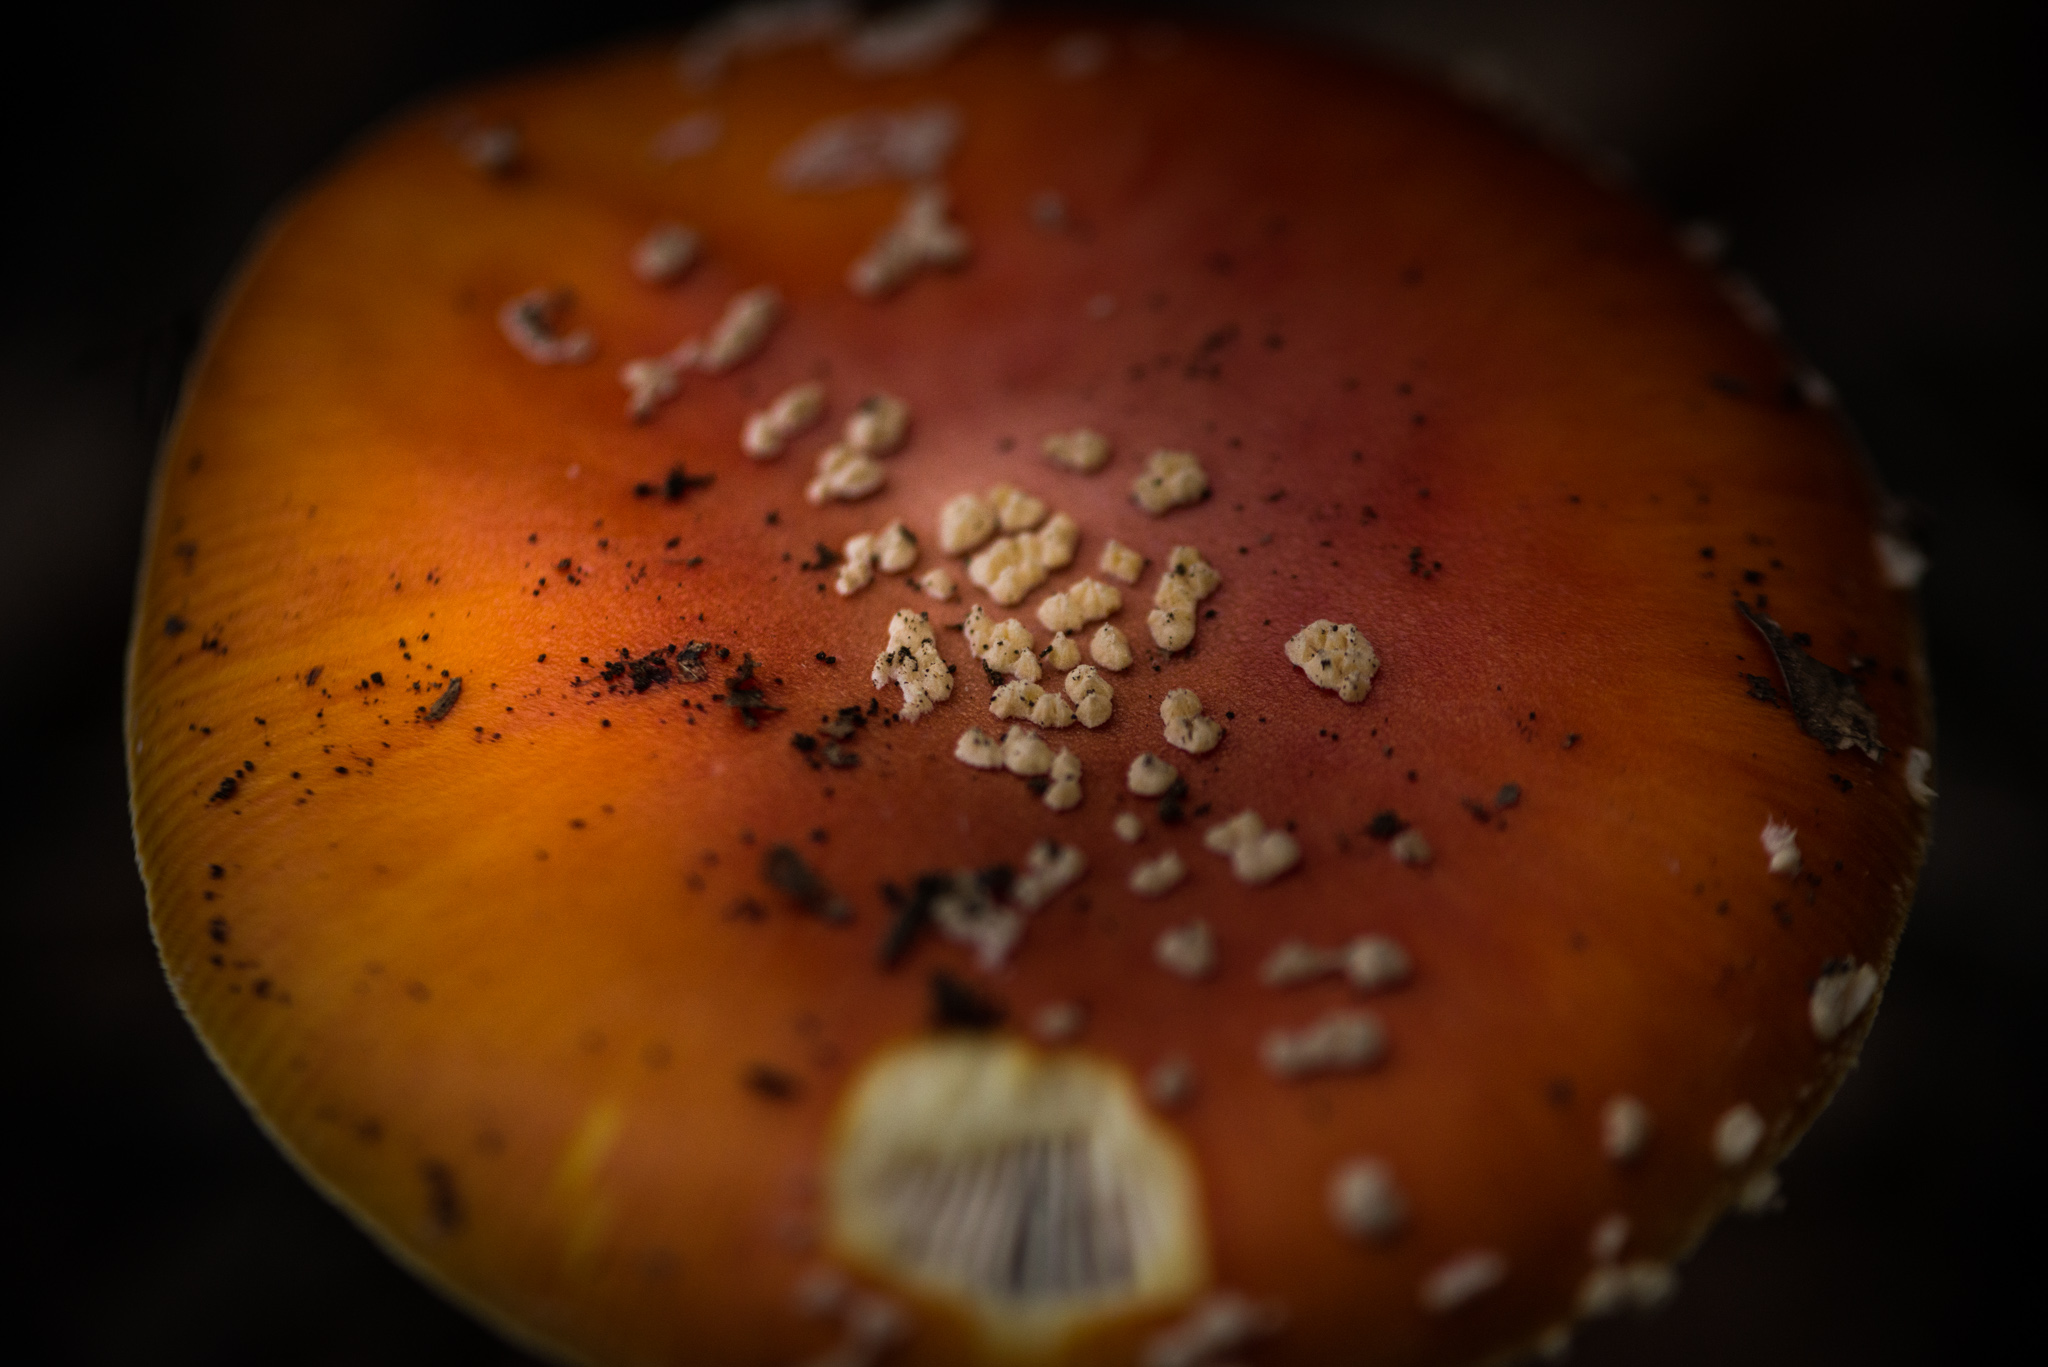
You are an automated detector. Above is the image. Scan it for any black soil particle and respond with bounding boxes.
[634,465,714,501]
[424,676,463,722]
[1157,777,1189,825]
[743,1063,800,1101]
[209,775,238,803]
[720,654,782,728]
[763,844,849,922]
[1367,810,1408,840]
[929,970,1005,1031]
[878,866,1010,968]
[1736,602,1884,759]
[420,1160,463,1232]
[819,705,867,740]
[598,642,717,693]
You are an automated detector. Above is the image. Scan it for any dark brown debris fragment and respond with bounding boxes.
[878,867,1012,969]
[763,844,850,922]
[1735,602,1883,759]
[720,655,782,728]
[818,706,868,741]
[744,1063,800,1101]
[424,676,464,722]
[1157,777,1189,825]
[929,970,1005,1031]
[1367,810,1408,840]
[635,466,715,501]
[420,1160,463,1232]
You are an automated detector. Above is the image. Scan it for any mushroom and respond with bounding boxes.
[126,11,1931,1367]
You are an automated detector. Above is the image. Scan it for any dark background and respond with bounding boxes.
[5,1,2040,1361]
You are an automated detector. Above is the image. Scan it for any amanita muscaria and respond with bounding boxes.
[126,6,1933,1365]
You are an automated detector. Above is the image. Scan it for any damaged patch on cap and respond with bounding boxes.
[1284,620,1379,703]
[1130,450,1209,515]
[871,609,953,720]
[1736,601,1883,760]
[827,1035,1206,1352]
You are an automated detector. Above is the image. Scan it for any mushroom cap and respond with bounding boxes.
[127,13,1931,1366]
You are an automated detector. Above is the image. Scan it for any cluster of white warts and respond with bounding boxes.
[494,29,1898,1343]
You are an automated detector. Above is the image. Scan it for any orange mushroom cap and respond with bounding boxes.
[127,11,1931,1366]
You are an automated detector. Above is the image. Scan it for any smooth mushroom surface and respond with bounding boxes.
[127,10,1932,1366]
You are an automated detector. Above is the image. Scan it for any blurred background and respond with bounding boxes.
[4,1,2039,1361]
